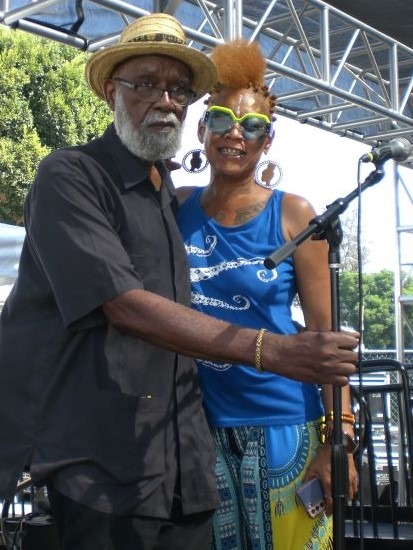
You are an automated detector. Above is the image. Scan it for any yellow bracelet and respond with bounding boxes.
[325,411,356,425]
[255,328,267,372]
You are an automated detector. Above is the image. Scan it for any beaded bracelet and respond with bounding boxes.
[325,411,356,426]
[255,328,267,372]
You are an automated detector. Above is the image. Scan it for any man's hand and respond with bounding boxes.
[263,330,358,386]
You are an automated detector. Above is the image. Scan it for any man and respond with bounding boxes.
[0,13,358,550]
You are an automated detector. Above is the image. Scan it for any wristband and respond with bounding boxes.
[322,425,358,454]
[325,411,356,426]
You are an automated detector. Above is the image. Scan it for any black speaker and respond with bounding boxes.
[20,514,60,550]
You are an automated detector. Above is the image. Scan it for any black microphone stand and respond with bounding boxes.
[264,163,385,549]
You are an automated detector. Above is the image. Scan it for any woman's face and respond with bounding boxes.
[200,88,273,181]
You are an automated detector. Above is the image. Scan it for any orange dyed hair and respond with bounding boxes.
[207,39,277,115]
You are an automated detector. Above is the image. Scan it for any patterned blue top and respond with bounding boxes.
[178,187,323,427]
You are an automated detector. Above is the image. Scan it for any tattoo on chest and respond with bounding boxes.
[213,211,226,223]
[209,199,268,225]
[233,201,267,224]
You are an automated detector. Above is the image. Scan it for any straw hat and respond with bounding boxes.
[85,13,217,102]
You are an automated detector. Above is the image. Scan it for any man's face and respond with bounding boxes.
[104,55,192,161]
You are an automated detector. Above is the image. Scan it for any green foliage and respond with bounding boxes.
[0,130,49,224]
[31,53,111,149]
[340,269,413,349]
[0,27,112,224]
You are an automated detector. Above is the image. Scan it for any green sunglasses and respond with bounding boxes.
[202,105,274,140]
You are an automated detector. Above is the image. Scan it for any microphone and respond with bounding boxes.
[361,137,412,164]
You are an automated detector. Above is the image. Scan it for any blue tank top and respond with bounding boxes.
[178,187,323,427]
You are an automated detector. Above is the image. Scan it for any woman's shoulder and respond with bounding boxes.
[175,185,200,206]
[281,191,318,238]
[281,191,316,216]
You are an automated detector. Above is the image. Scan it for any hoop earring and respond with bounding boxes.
[254,160,283,190]
[182,149,209,173]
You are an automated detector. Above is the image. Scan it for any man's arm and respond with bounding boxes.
[103,289,358,386]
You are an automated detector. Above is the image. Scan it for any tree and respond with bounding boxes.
[400,272,413,349]
[0,28,111,224]
[340,208,370,272]
[0,131,48,224]
[30,53,112,149]
[340,270,394,348]
[293,208,370,318]
[339,269,413,349]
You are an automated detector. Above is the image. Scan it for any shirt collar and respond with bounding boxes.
[101,124,175,200]
[101,124,151,190]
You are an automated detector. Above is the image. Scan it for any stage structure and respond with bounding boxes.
[0,0,413,357]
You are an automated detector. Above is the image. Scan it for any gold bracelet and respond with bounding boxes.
[255,328,267,372]
[325,411,356,425]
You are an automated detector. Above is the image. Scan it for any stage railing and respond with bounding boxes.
[346,359,413,549]
[0,477,59,550]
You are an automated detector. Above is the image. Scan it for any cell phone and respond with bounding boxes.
[296,477,326,518]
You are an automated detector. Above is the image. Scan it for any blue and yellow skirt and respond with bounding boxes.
[210,419,333,550]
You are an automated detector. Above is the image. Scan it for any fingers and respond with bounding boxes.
[301,332,358,384]
[323,373,354,387]
[347,458,359,501]
[348,481,358,501]
[263,330,358,385]
[324,494,333,516]
[339,329,361,341]
[305,447,359,515]
[317,473,358,515]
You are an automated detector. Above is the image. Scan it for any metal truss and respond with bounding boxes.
[1,0,413,154]
[1,0,413,358]
[394,166,413,362]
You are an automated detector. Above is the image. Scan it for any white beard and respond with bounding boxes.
[114,91,183,161]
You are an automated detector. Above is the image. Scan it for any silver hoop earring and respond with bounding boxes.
[254,160,283,190]
[182,149,209,173]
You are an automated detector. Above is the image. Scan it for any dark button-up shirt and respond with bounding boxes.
[0,124,218,517]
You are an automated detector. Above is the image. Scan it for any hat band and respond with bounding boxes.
[127,33,186,45]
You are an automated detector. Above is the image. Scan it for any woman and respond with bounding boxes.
[178,40,358,549]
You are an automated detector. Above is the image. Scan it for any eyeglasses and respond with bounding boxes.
[202,106,274,140]
[113,78,195,106]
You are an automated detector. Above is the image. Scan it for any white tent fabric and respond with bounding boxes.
[0,223,25,285]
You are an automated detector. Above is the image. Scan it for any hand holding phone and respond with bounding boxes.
[296,477,326,518]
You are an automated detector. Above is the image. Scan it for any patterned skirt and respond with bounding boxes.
[210,419,333,550]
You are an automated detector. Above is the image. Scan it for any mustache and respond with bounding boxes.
[143,112,180,127]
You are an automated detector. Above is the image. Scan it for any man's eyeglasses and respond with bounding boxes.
[202,106,274,141]
[113,78,195,106]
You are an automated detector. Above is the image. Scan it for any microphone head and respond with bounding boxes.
[391,137,412,161]
[361,137,412,163]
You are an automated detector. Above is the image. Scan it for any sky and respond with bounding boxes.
[170,98,412,274]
